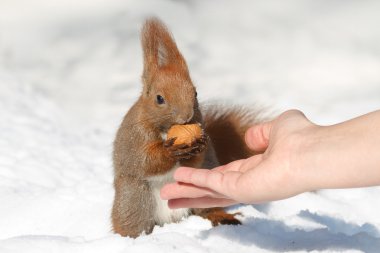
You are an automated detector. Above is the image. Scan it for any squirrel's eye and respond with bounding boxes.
[156,95,165,105]
[195,91,198,98]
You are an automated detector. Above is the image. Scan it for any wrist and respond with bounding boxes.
[296,111,380,190]
[290,124,327,193]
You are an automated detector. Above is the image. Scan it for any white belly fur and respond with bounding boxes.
[148,163,190,225]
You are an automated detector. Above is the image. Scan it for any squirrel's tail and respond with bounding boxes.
[202,105,264,165]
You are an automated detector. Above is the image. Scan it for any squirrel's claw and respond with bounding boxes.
[198,134,208,143]
[164,137,177,147]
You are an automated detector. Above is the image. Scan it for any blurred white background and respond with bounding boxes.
[1,0,379,128]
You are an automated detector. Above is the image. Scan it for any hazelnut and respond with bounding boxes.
[167,124,202,145]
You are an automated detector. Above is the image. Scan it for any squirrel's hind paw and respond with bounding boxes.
[193,208,242,226]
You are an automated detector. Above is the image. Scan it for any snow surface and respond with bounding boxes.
[1,0,380,252]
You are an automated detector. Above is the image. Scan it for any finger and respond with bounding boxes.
[168,197,237,209]
[213,163,239,173]
[212,155,263,175]
[245,121,273,152]
[238,155,264,172]
[160,182,225,200]
[171,147,196,156]
[168,143,189,151]
[173,167,243,197]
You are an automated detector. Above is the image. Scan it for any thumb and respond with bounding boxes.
[245,121,273,152]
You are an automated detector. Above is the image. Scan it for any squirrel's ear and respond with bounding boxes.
[141,18,188,78]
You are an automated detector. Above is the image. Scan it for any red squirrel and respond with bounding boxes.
[112,18,259,238]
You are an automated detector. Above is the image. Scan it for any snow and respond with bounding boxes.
[1,0,380,252]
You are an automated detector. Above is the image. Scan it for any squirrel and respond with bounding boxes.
[112,17,259,238]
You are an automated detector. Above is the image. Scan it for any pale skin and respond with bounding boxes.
[160,109,380,208]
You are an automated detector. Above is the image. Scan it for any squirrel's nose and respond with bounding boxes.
[176,118,186,124]
[176,111,194,124]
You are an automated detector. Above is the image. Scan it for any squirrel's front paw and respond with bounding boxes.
[164,135,207,160]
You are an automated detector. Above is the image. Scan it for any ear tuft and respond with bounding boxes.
[141,17,187,77]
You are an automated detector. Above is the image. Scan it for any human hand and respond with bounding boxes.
[160,110,318,208]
